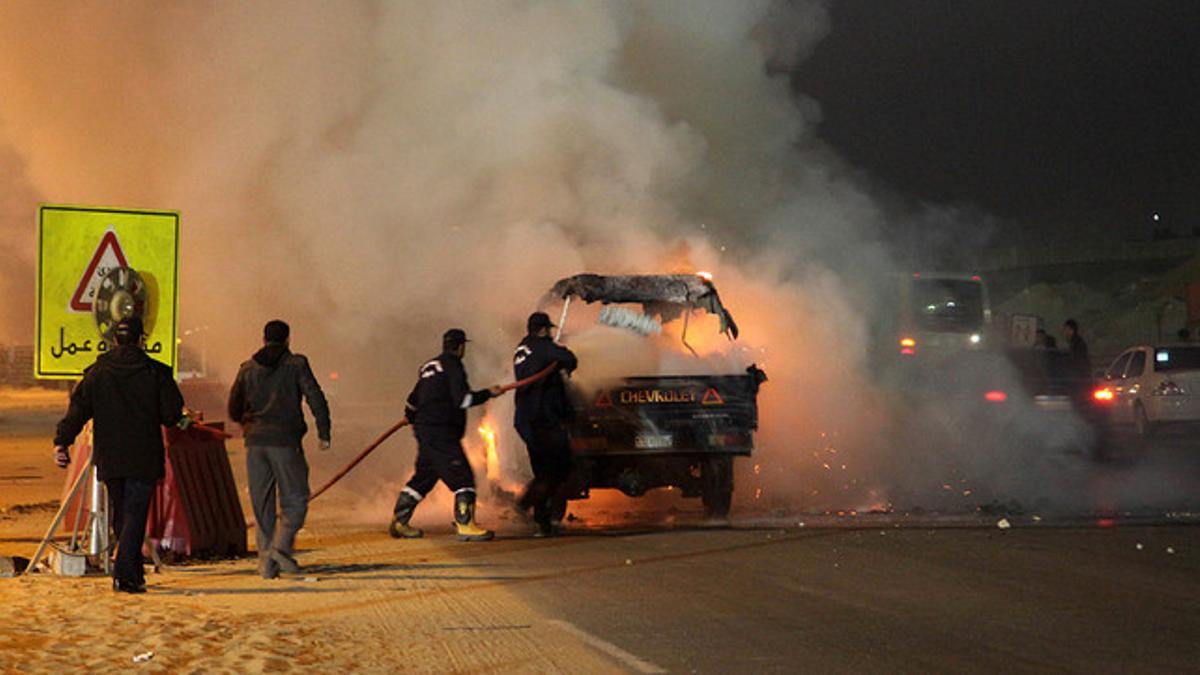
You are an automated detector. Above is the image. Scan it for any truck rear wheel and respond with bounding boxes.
[700,456,733,518]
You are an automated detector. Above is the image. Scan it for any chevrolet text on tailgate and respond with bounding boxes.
[543,274,767,518]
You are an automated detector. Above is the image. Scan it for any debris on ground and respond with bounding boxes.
[132,651,155,663]
[997,518,1012,529]
[1,556,30,578]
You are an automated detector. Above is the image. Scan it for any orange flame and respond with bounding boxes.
[478,418,499,482]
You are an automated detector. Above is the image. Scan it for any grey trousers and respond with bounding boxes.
[246,445,310,561]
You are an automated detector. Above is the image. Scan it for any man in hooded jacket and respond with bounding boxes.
[228,320,331,578]
[53,316,185,594]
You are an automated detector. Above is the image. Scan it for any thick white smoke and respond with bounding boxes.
[1,1,1170,521]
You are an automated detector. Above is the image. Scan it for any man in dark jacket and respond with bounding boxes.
[389,329,503,542]
[1063,319,1091,377]
[513,312,578,536]
[53,316,185,594]
[228,320,331,579]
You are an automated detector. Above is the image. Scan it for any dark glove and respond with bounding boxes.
[54,445,70,469]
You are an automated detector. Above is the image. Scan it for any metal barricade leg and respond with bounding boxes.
[22,457,93,576]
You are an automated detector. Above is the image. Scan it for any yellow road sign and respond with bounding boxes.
[36,204,180,379]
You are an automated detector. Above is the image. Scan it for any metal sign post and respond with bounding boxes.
[28,203,180,577]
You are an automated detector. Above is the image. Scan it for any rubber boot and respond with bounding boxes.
[454,491,494,542]
[389,491,424,539]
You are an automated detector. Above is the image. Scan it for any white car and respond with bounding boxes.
[1101,344,1200,436]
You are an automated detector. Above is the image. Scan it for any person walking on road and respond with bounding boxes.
[390,329,503,542]
[53,316,186,594]
[512,311,578,537]
[228,320,331,579]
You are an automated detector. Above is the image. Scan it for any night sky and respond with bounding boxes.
[791,0,1200,238]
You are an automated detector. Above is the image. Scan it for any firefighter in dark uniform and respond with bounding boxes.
[389,329,503,541]
[513,312,578,536]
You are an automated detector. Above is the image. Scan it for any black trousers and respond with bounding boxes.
[105,477,156,586]
[516,421,573,526]
[405,427,476,497]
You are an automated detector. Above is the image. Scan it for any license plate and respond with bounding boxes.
[634,432,673,449]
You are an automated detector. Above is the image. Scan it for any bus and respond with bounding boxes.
[894,273,992,357]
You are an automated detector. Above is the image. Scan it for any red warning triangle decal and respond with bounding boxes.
[594,390,613,408]
[701,388,725,405]
[70,230,129,312]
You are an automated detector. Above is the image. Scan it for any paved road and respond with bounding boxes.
[519,525,1200,672]
[248,519,1198,674]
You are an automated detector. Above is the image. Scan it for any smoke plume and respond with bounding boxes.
[0,1,1180,522]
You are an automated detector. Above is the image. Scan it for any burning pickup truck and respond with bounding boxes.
[544,274,767,518]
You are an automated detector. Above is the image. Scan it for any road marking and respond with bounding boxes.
[547,619,666,674]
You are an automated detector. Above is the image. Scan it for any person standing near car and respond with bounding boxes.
[1063,319,1091,376]
[228,320,331,579]
[512,312,578,537]
[53,316,186,594]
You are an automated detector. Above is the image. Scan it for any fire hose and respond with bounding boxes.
[188,421,233,440]
[309,361,559,502]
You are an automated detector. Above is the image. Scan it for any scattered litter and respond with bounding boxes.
[1032,515,1042,522]
[302,576,319,583]
[796,522,806,528]
[132,651,155,664]
[0,556,30,578]
[1166,547,1176,555]
[1136,543,1144,551]
[996,518,1012,530]
[624,559,633,566]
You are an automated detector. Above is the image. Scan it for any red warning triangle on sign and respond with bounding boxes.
[594,390,614,408]
[69,230,128,312]
[701,388,725,405]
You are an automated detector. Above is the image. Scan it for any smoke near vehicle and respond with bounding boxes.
[0,1,1193,525]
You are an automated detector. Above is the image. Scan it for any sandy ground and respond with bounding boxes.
[0,389,622,673]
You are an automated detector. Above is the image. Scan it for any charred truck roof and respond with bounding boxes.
[546,273,739,340]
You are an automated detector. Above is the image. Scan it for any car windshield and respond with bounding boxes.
[1153,346,1200,372]
[912,279,984,333]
